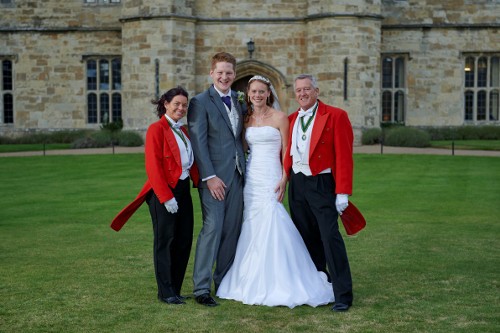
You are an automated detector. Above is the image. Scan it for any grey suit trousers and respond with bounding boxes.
[192,170,243,296]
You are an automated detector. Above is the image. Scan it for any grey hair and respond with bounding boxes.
[293,74,318,90]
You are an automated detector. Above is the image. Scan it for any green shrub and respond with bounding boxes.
[71,137,99,149]
[71,131,112,149]
[100,118,123,132]
[0,136,15,144]
[12,133,50,144]
[423,127,456,140]
[457,125,500,140]
[46,130,93,143]
[0,130,92,145]
[478,125,500,139]
[361,128,382,145]
[1,127,143,149]
[116,130,144,147]
[422,126,500,140]
[384,127,431,147]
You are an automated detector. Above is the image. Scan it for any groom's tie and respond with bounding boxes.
[221,96,232,110]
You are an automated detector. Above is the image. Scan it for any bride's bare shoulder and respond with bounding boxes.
[269,109,287,119]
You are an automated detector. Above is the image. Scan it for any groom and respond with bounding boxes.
[187,52,245,307]
[284,74,354,312]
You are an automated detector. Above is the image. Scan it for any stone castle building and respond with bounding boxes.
[1,0,499,143]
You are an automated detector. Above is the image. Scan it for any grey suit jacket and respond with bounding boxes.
[187,85,246,189]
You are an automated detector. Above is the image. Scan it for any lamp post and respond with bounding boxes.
[247,38,255,59]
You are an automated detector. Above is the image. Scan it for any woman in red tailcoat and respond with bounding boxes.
[111,86,199,305]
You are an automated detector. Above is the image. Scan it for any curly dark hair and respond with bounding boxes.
[151,86,188,119]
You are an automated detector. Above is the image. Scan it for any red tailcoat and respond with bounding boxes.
[110,116,199,231]
[283,100,353,195]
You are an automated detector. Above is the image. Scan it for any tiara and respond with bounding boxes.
[248,75,271,84]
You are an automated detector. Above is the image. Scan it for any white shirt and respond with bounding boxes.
[165,115,193,180]
[290,102,331,176]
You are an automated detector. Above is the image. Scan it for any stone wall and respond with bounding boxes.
[0,0,122,29]
[1,30,121,132]
[381,0,500,127]
[383,27,500,126]
[382,0,500,25]
[121,17,196,130]
[0,0,498,140]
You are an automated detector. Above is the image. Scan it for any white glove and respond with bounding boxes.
[164,197,178,214]
[335,194,349,215]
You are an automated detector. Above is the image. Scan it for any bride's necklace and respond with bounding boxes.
[252,107,270,125]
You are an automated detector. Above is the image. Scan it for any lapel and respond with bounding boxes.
[309,101,327,156]
[160,116,182,167]
[208,85,234,136]
[231,90,243,136]
[289,111,299,147]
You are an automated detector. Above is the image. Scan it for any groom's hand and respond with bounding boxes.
[207,177,227,201]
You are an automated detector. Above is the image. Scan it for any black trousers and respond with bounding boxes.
[288,171,353,305]
[146,178,194,299]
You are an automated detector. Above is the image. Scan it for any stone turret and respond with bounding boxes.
[120,1,196,130]
[305,0,383,140]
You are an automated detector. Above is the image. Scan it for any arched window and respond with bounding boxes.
[100,93,109,123]
[85,56,121,124]
[490,90,499,121]
[463,54,500,122]
[381,55,407,124]
[88,93,98,123]
[382,91,392,122]
[112,93,122,122]
[1,59,14,124]
[464,91,474,121]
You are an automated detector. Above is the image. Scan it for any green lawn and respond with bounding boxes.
[1,140,500,153]
[0,143,72,153]
[430,140,500,151]
[1,153,499,332]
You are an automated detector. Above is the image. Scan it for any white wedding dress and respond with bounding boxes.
[216,126,334,308]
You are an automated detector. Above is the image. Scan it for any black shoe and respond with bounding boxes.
[159,296,185,305]
[332,303,350,312]
[195,293,218,307]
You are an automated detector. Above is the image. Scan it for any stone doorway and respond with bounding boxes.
[233,60,291,114]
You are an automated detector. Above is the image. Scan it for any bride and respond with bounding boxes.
[216,75,334,308]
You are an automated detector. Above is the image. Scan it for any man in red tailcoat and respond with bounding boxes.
[284,74,354,312]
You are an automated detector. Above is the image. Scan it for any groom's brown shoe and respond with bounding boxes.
[195,293,218,307]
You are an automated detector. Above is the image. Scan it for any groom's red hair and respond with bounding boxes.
[211,52,236,70]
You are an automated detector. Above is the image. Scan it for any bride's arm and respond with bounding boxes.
[275,112,289,202]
